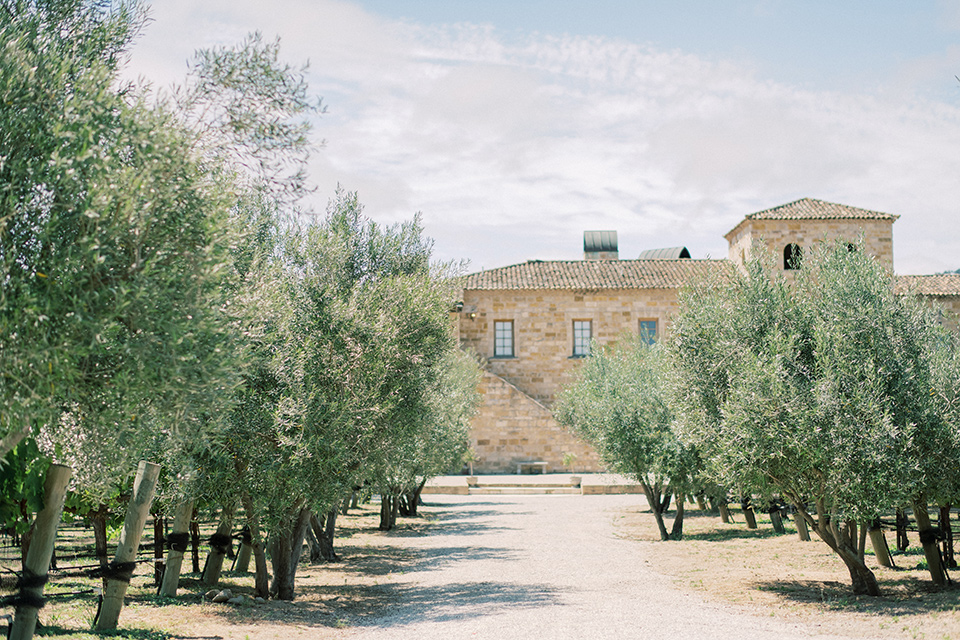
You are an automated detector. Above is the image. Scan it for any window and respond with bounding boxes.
[572,320,592,357]
[639,319,658,345]
[784,243,802,270]
[494,320,514,357]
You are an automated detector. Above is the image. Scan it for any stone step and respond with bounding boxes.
[468,487,582,495]
[474,483,581,488]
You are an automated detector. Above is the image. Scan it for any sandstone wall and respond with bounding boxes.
[460,287,680,406]
[727,218,895,271]
[460,286,680,473]
[929,294,960,334]
[470,370,602,473]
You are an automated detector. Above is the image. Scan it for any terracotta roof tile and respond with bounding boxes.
[894,274,960,296]
[748,198,899,221]
[464,259,731,291]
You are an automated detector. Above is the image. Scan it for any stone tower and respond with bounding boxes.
[724,198,897,272]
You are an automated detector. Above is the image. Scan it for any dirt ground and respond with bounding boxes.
[7,499,960,639]
[613,505,960,640]
[5,504,418,640]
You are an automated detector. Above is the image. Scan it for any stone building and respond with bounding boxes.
[455,198,960,473]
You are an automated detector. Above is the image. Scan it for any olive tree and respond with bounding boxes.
[378,347,482,523]
[222,190,459,600]
[556,334,699,540]
[1,0,251,473]
[670,240,955,595]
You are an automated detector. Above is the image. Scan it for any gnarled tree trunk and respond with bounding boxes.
[240,492,269,599]
[310,511,339,562]
[795,501,880,596]
[640,480,682,540]
[269,507,311,601]
[379,493,398,531]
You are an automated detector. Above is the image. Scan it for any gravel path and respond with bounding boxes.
[350,494,863,640]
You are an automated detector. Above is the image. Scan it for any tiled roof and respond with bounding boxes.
[463,259,731,290]
[747,198,899,221]
[894,274,960,296]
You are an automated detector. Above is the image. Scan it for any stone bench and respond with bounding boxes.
[516,461,548,475]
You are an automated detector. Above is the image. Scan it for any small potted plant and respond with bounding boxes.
[463,448,478,486]
[562,452,581,486]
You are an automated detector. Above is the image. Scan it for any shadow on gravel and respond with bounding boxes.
[753,576,960,616]
[334,542,517,576]
[421,500,520,508]
[411,504,533,536]
[349,580,565,627]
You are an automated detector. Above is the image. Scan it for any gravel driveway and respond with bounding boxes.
[350,494,862,640]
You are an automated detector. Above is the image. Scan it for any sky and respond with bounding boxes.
[124,1,960,274]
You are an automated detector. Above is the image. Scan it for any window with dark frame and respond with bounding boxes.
[572,320,592,357]
[494,320,514,357]
[639,319,658,345]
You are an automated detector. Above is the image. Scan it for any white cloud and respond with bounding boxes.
[126,1,960,274]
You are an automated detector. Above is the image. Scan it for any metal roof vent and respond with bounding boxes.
[584,230,618,260]
[637,246,691,260]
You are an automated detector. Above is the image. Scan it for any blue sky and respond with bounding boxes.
[126,1,960,273]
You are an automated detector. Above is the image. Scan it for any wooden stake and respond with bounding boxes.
[159,501,194,597]
[9,464,72,640]
[718,502,731,524]
[94,460,161,631]
[912,496,946,585]
[201,503,235,587]
[795,513,811,541]
[233,526,252,573]
[868,520,892,568]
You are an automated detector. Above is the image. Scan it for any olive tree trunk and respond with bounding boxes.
[794,503,811,541]
[309,511,338,562]
[269,507,311,601]
[640,480,684,540]
[240,492,269,599]
[379,493,398,531]
[795,500,880,596]
[939,505,956,569]
[717,502,731,524]
[90,505,109,590]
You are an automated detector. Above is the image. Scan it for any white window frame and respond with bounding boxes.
[572,320,592,357]
[494,320,514,357]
